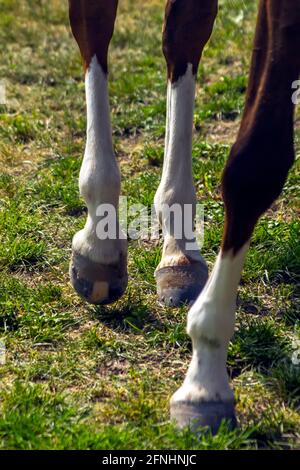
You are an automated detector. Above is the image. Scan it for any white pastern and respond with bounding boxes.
[172,244,249,403]
[72,55,126,264]
[155,64,201,267]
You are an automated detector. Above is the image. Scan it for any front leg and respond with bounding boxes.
[68,1,127,304]
[154,0,218,307]
[171,0,299,433]
[171,246,248,433]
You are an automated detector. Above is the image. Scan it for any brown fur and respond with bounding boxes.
[163,0,218,82]
[221,0,300,253]
[68,0,118,72]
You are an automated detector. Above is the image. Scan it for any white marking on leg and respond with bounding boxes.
[72,55,126,264]
[155,64,202,268]
[172,243,249,403]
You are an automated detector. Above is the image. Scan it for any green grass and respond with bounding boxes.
[0,0,299,450]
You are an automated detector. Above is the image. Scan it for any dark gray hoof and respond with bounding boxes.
[69,251,128,305]
[170,400,237,435]
[155,259,208,307]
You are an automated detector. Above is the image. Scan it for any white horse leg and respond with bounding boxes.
[155,0,218,307]
[68,0,127,304]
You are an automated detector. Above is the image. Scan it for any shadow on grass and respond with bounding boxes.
[91,299,165,333]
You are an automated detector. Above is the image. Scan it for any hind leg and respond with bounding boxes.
[68,0,128,305]
[154,0,218,307]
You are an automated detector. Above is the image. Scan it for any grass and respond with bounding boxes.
[0,0,299,450]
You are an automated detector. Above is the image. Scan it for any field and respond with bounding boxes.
[0,0,299,450]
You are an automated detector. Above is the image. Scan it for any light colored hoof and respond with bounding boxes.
[170,400,237,435]
[155,259,208,307]
[69,250,128,305]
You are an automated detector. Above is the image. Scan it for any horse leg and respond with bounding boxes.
[171,0,300,433]
[68,0,128,305]
[154,0,218,307]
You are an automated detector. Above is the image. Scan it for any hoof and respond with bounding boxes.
[155,259,208,307]
[170,400,237,435]
[69,251,128,305]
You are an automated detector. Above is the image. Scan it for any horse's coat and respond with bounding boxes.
[68,0,300,433]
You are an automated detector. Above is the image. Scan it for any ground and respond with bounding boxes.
[0,0,299,450]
